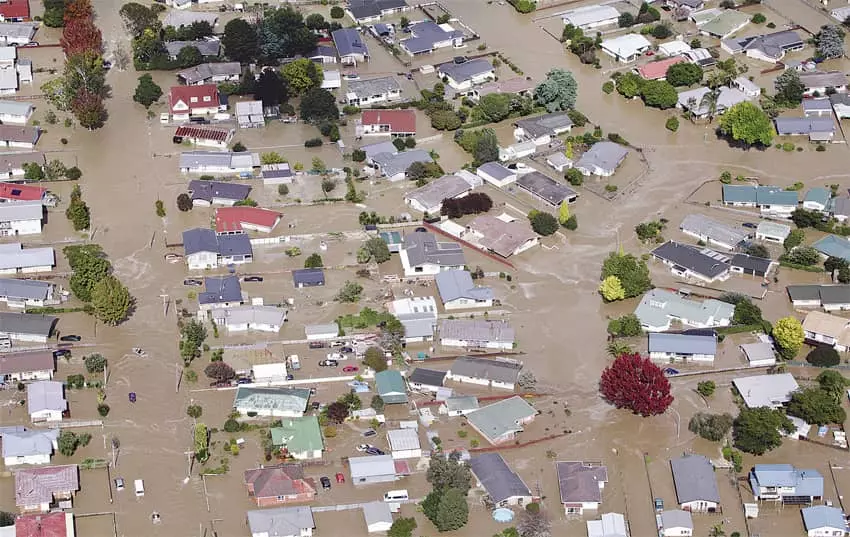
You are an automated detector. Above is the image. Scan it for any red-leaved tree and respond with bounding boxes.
[71,89,107,130]
[61,17,103,56]
[599,353,673,416]
[63,0,94,25]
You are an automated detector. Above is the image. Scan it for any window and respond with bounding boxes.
[190,97,198,103]
[203,96,211,102]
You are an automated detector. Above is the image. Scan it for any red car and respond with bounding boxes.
[335,472,345,483]
[343,366,358,373]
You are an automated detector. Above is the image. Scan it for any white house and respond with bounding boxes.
[0,100,32,124]
[445,356,522,390]
[435,270,494,310]
[233,387,310,418]
[399,232,466,277]
[476,162,517,187]
[345,77,402,107]
[802,310,850,352]
[647,332,717,363]
[211,306,286,333]
[634,289,734,332]
[469,453,533,507]
[514,112,574,146]
[0,311,56,343]
[247,507,315,537]
[557,461,608,515]
[601,34,652,63]
[660,510,693,537]
[802,506,849,537]
[1,428,59,467]
[0,350,54,382]
[404,174,473,214]
[439,319,514,350]
[235,100,264,129]
[387,295,438,343]
[0,199,42,235]
[439,395,480,416]
[183,228,253,270]
[362,502,393,534]
[437,59,495,90]
[0,124,39,148]
[561,4,620,30]
[671,455,720,513]
[587,513,629,537]
[179,151,259,175]
[173,126,234,149]
[252,362,288,383]
[679,214,747,251]
[387,428,422,459]
[756,221,791,243]
[27,381,66,422]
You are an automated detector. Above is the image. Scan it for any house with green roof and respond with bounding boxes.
[466,396,536,445]
[813,235,850,262]
[697,9,750,39]
[375,370,408,404]
[721,184,798,217]
[233,387,311,418]
[803,187,831,212]
[270,416,324,460]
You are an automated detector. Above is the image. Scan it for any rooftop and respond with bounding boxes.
[247,506,315,536]
[375,370,408,403]
[211,305,287,328]
[0,182,45,202]
[638,56,686,80]
[27,380,65,414]
[651,241,731,279]
[163,10,218,28]
[360,109,416,132]
[402,231,466,268]
[0,243,54,271]
[179,151,259,170]
[405,174,473,211]
[347,76,400,98]
[514,112,574,139]
[802,505,848,531]
[438,58,495,83]
[187,180,251,202]
[15,465,79,507]
[347,0,409,20]
[732,373,799,408]
[215,206,280,233]
[0,310,56,336]
[556,461,608,504]
[698,9,750,37]
[198,275,242,305]
[680,214,748,247]
[333,28,369,57]
[1,428,59,458]
[601,33,652,56]
[724,30,803,59]
[467,396,536,442]
[401,20,462,54]
[756,221,791,238]
[671,454,720,504]
[440,318,514,344]
[372,149,433,177]
[234,387,311,413]
[15,512,72,537]
[634,288,734,330]
[515,171,577,205]
[435,270,494,303]
[813,234,850,261]
[387,428,420,451]
[408,367,447,387]
[468,453,531,503]
[648,332,717,355]
[788,284,850,306]
[164,39,221,58]
[449,356,522,384]
[177,62,241,85]
[575,141,628,174]
[774,116,835,135]
[660,510,693,530]
[561,4,620,26]
[0,349,54,376]
[799,70,848,89]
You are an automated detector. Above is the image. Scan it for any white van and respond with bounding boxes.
[134,479,145,497]
[383,489,409,502]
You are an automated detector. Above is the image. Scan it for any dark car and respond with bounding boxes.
[309,342,325,349]
[286,374,294,380]
[362,428,377,438]
[236,377,252,384]
[340,346,354,354]
[311,401,321,411]
[320,476,331,490]
[742,223,758,229]
[53,349,71,358]
[59,335,81,342]
[415,227,427,232]
[242,276,263,282]
[210,380,231,387]
[183,279,203,286]
[365,447,385,456]
[189,116,208,124]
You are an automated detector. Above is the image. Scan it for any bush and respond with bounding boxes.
[665,117,679,132]
[807,347,841,367]
[602,81,614,94]
[565,168,583,186]
[751,13,766,23]
[697,380,716,397]
[528,210,559,236]
[177,193,193,212]
[304,138,323,148]
[688,412,733,441]
[277,184,289,196]
[330,5,344,18]
[65,166,82,180]
[223,418,240,432]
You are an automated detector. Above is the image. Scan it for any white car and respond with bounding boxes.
[356,444,374,452]
[326,352,345,361]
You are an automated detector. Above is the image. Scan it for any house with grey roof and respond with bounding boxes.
[801,505,848,536]
[803,98,833,118]
[476,162,517,188]
[371,149,433,182]
[187,180,251,206]
[27,380,66,422]
[749,464,823,503]
[304,323,339,340]
[800,71,848,97]
[439,318,514,350]
[830,92,850,118]
[756,221,791,243]
[362,501,393,533]
[514,112,573,146]
[516,171,578,206]
[648,332,717,363]
[399,232,465,277]
[556,461,608,515]
[696,9,750,39]
[651,241,731,283]
[677,85,752,119]
[164,39,221,60]
[198,275,242,310]
[404,174,475,214]
[349,454,400,485]
[387,428,421,459]
[247,506,315,537]
[0,199,41,237]
[177,62,241,86]
[787,284,850,311]
[0,349,54,382]
[733,373,799,408]
[575,141,628,177]
[179,151,260,175]
[0,100,33,125]
[634,288,734,332]
[435,270,494,310]
[1,428,59,466]
[469,453,533,507]
[465,214,538,258]
[679,214,748,250]
[730,252,775,278]
[671,455,720,512]
[346,76,401,107]
[0,279,55,309]
[182,228,253,270]
[388,296,438,343]
[446,356,522,390]
[400,20,463,55]
[346,0,410,23]
[0,22,36,46]
[722,184,799,217]
[721,30,804,63]
[407,368,446,393]
[437,59,495,91]
[774,116,835,142]
[439,395,480,416]
[0,151,43,179]
[333,28,370,65]
[163,10,218,28]
[293,268,325,288]
[0,242,54,275]
[660,510,693,537]
[234,387,310,417]
[211,305,287,333]
[467,396,536,444]
[740,341,777,367]
[0,311,56,343]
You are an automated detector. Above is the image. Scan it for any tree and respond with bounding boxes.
[321,178,337,197]
[326,401,349,423]
[688,412,733,441]
[254,69,289,108]
[281,58,323,94]
[805,347,839,368]
[476,93,512,123]
[517,370,537,391]
[177,193,193,211]
[175,46,203,69]
[336,281,363,302]
[615,72,644,99]
[732,299,763,325]
[370,395,385,412]
[64,51,106,99]
[204,361,235,382]
[774,70,805,107]
[363,237,391,263]
[300,88,339,123]
[719,102,774,146]
[651,23,672,39]
[91,275,132,325]
[61,17,103,57]
[697,380,716,397]
[606,314,642,337]
[472,128,499,165]
[304,253,323,268]
[744,243,769,258]
[119,2,160,37]
[305,12,327,31]
[338,391,362,411]
[352,149,367,162]
[434,488,469,531]
[388,518,417,537]
[0,512,13,527]
[600,252,652,298]
[640,80,677,109]
[84,353,106,373]
[773,316,804,359]
[528,210,559,236]
[733,406,793,454]
[258,6,319,61]
[364,347,387,372]
[618,12,635,27]
[427,452,472,493]
[71,89,107,130]
[533,69,578,113]
[752,12,766,23]
[784,228,805,250]
[431,109,462,131]
[58,430,89,456]
[634,220,663,242]
[517,509,551,537]
[599,275,626,302]
[599,353,672,416]
[65,244,110,301]
[187,404,203,419]
[665,62,703,87]
[789,387,847,424]
[818,369,849,399]
[133,74,162,108]
[815,25,845,59]
[330,5,345,18]
[441,193,493,218]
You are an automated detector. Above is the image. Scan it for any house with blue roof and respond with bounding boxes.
[801,505,848,536]
[813,235,850,262]
[722,184,799,217]
[803,187,832,212]
[400,20,463,56]
[198,276,243,311]
[647,332,717,363]
[634,289,734,332]
[332,28,369,65]
[749,464,823,504]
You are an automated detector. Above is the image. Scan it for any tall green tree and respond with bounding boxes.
[718,102,774,147]
[258,6,319,61]
[434,488,469,531]
[665,62,703,87]
[733,407,793,455]
[281,58,324,94]
[600,252,652,298]
[133,74,162,108]
[91,275,132,325]
[119,2,160,37]
[787,387,847,425]
[475,93,512,123]
[774,70,805,106]
[533,68,578,112]
[426,452,472,494]
[222,18,259,63]
[299,88,339,123]
[773,316,804,359]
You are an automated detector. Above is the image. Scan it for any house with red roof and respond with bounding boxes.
[243,465,317,507]
[637,56,686,80]
[0,0,31,22]
[215,206,281,234]
[14,512,75,537]
[173,125,233,149]
[0,182,45,202]
[14,465,79,513]
[168,84,220,122]
[357,109,416,137]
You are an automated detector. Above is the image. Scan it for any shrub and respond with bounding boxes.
[223,418,240,432]
[751,13,766,23]
[528,210,559,236]
[782,142,795,152]
[688,412,733,441]
[304,138,323,147]
[97,404,110,417]
[602,81,614,94]
[807,347,841,367]
[697,380,716,397]
[277,184,289,196]
[330,5,344,18]
[232,141,246,152]
[665,117,679,132]
[565,168,583,186]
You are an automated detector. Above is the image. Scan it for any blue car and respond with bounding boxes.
[663,367,680,375]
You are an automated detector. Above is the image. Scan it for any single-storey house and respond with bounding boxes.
[389,295,438,343]
[404,173,474,214]
[187,180,251,207]
[721,30,804,63]
[305,323,338,341]
[561,4,620,30]
[469,453,533,507]
[215,206,281,235]
[679,214,747,250]
[740,341,777,367]
[0,0,30,22]
[499,140,537,162]
[469,77,534,102]
[293,268,325,288]
[233,387,311,417]
[407,368,446,393]
[439,395,480,416]
[774,117,835,143]
[163,10,218,28]
[696,9,750,39]
[0,279,56,310]
[235,100,264,129]
[198,275,243,311]
[346,0,411,24]
[346,76,401,107]
[476,162,517,188]
[788,284,850,311]
[387,428,421,459]
[587,513,628,537]
[638,56,686,81]
[650,241,731,283]
[173,126,233,149]
[671,455,720,512]
[0,200,43,236]
[211,306,287,333]
[14,465,79,513]
[27,381,66,422]
[0,124,39,149]
[659,39,692,57]
[647,332,717,363]
[830,93,850,119]
[399,20,463,56]
[660,510,694,537]
[464,214,539,258]
[270,417,324,460]
[243,465,316,507]
[375,370,408,404]
[182,228,253,270]
[515,171,578,206]
[832,5,850,22]
[15,511,74,537]
[357,109,416,137]
[513,112,574,146]
[177,62,241,86]
[733,76,761,97]
[0,100,33,124]
[730,253,776,278]
[362,501,393,533]
[749,464,823,503]
[179,151,259,175]
[0,22,35,46]
[164,39,222,62]
[435,269,494,310]
[556,461,608,515]
[466,396,536,445]
[677,86,751,119]
[756,221,791,243]
[247,506,315,537]
[0,350,54,382]
[722,184,799,217]
[0,311,56,343]
[261,163,293,185]
[732,373,799,408]
[0,243,54,275]
[437,59,496,90]
[801,505,848,537]
[439,318,514,350]
[1,428,59,466]
[349,454,402,485]
[371,149,433,182]
[309,45,339,65]
[446,356,522,390]
[399,232,466,277]
[546,152,572,173]
[813,234,850,262]
[601,33,652,63]
[634,289,734,332]
[0,183,45,203]
[574,141,628,177]
[333,28,370,65]
[803,99,833,118]
[800,71,848,97]
[802,310,850,351]
[0,151,43,179]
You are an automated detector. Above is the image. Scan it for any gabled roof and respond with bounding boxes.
[651,241,730,279]
[575,141,628,174]
[247,506,315,536]
[401,20,462,54]
[211,306,286,328]
[601,33,652,56]
[163,11,218,28]
[0,181,44,201]
[467,396,536,442]
[183,228,253,258]
[169,84,219,113]
[372,148,433,177]
[408,367,446,387]
[177,62,241,85]
[730,253,773,273]
[750,464,823,497]
[813,234,850,261]
[514,112,574,139]
[561,4,619,26]
[244,464,315,498]
[27,381,65,414]
[449,356,522,384]
[402,232,466,268]
[292,268,325,286]
[333,28,369,57]
[179,151,259,171]
[587,513,627,537]
[0,243,54,271]
[362,501,393,528]
[556,461,608,504]
[444,395,479,412]
[174,126,231,143]
[347,0,409,20]
[0,199,42,222]
[387,428,420,451]
[774,117,835,135]
[440,319,515,344]
[360,109,416,133]
[215,206,280,233]
[0,311,56,336]
[375,370,408,403]
[188,180,251,202]
[198,275,242,305]
[680,214,748,247]
[1,428,58,458]
[634,288,734,329]
[0,124,39,144]
[164,39,221,58]
[799,70,848,90]
[435,270,494,303]
[697,9,750,37]
[648,332,717,355]
[270,416,323,453]
[732,372,799,408]
[15,465,79,507]
[0,0,30,20]
[474,77,535,98]
[349,454,396,479]
[469,453,531,503]
[671,455,720,504]
[438,58,494,83]
[638,56,686,80]
[756,221,791,238]
[660,510,693,530]
[234,387,311,413]
[515,171,577,205]
[0,349,54,376]
[724,30,803,59]
[803,99,833,112]
[0,278,52,301]
[802,506,847,531]
[0,22,35,40]
[405,174,472,210]
[347,76,400,98]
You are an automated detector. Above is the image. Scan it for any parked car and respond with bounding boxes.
[164,253,182,263]
[59,335,81,342]
[236,377,252,384]
[320,476,331,490]
[365,447,385,456]
[742,222,758,229]
[342,73,360,80]
[114,478,125,491]
[53,349,71,358]
[340,346,354,354]
[286,374,294,381]
[242,276,263,282]
[309,342,325,349]
[343,366,359,373]
[183,279,203,286]
[362,428,377,438]
[330,341,345,348]
[415,227,427,232]
[356,444,374,452]
[335,472,345,483]
[663,367,680,376]
[22,41,38,47]
[311,401,321,411]
[318,360,338,367]
[327,352,344,361]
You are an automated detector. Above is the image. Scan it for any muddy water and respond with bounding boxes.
[0,0,846,535]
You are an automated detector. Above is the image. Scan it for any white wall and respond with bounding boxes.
[4,453,50,466]
[187,251,218,270]
[441,337,513,350]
